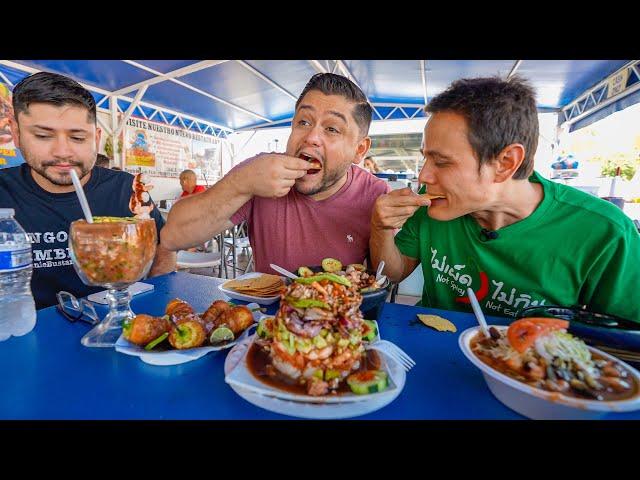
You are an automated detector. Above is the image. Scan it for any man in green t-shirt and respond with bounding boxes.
[370,76,640,322]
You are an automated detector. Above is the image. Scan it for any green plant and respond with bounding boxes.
[600,153,638,181]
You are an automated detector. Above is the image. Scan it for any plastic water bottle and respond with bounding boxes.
[0,208,36,341]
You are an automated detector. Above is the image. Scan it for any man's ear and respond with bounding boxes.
[493,143,525,183]
[10,116,20,149]
[95,127,102,152]
[353,136,372,165]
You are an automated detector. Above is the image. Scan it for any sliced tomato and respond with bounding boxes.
[507,317,569,353]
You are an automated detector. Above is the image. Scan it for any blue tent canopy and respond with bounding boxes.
[1,59,638,134]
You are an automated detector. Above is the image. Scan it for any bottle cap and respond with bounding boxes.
[0,208,15,217]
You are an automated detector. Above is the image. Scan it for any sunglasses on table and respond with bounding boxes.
[56,291,100,326]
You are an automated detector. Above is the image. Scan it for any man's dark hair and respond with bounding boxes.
[296,73,373,137]
[95,153,110,168]
[12,72,97,124]
[425,76,539,179]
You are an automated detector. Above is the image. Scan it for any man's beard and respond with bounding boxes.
[294,167,345,196]
[31,160,91,186]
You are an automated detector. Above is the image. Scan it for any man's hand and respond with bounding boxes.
[371,187,432,230]
[229,153,311,199]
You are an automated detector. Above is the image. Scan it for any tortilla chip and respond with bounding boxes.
[223,274,284,297]
[417,314,457,333]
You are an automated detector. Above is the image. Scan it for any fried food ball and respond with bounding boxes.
[218,305,254,335]
[123,314,170,346]
[168,318,206,349]
[166,298,195,318]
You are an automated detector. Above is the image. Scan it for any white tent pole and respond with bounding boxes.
[109,97,121,168]
[236,61,297,100]
[114,86,148,138]
[308,60,328,74]
[420,60,428,106]
[122,60,270,123]
[113,60,228,96]
[0,60,234,135]
[0,70,13,86]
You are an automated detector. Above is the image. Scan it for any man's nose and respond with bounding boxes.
[418,160,435,184]
[302,124,322,147]
[50,136,74,158]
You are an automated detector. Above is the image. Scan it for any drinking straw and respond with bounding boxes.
[69,169,94,223]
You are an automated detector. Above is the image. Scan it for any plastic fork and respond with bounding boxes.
[366,340,415,372]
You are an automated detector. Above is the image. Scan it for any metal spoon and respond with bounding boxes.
[375,261,385,281]
[269,263,298,280]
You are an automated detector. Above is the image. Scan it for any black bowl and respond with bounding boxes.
[288,265,391,320]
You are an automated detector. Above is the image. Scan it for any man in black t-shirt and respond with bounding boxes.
[0,72,176,309]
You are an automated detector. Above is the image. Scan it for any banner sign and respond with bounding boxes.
[124,116,221,182]
[0,82,25,169]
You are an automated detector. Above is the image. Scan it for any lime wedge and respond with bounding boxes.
[210,326,234,345]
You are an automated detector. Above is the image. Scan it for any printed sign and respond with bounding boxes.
[0,82,25,169]
[123,117,221,182]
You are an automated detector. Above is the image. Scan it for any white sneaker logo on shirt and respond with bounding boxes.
[346,234,354,243]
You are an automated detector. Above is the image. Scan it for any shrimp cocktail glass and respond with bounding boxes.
[69,216,157,347]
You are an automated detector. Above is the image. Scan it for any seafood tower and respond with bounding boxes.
[257,271,382,396]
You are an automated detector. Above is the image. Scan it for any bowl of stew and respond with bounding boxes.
[459,325,640,420]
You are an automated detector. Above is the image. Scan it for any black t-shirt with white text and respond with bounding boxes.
[0,164,164,309]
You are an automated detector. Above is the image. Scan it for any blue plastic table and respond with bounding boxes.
[1,271,638,420]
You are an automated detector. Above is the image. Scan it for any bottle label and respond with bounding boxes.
[0,248,32,273]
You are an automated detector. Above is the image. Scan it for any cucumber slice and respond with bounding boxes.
[256,317,273,339]
[298,266,313,277]
[347,370,389,395]
[362,320,378,342]
[321,257,342,273]
[144,332,169,351]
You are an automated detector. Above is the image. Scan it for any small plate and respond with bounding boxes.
[114,303,265,366]
[218,272,285,305]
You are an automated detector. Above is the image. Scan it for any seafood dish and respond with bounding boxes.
[122,298,256,351]
[253,270,385,396]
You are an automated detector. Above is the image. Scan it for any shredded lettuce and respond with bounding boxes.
[536,330,596,374]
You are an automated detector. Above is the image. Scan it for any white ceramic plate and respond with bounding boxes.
[225,321,400,404]
[459,325,640,420]
[114,303,266,366]
[218,272,285,305]
[224,335,406,419]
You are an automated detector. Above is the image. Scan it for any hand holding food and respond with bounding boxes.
[371,187,435,230]
[231,153,310,199]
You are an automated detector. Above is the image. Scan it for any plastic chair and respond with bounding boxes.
[223,222,254,278]
[176,235,224,277]
[390,265,424,303]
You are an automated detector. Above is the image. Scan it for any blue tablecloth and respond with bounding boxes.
[1,271,638,420]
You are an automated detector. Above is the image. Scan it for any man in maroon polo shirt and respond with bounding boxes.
[161,73,390,274]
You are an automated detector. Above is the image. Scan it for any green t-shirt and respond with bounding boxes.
[395,171,640,322]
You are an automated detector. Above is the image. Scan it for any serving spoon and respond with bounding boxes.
[467,287,491,338]
[269,263,298,280]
